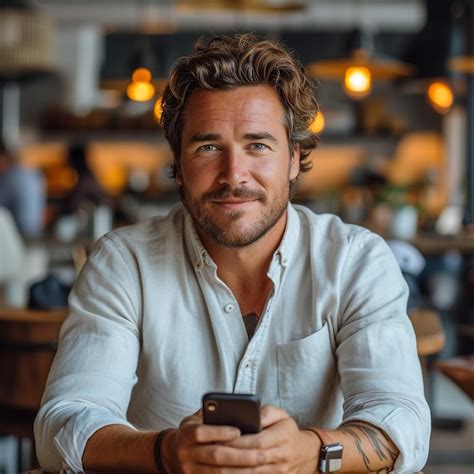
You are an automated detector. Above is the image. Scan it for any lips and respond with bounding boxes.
[212,199,256,204]
[212,199,257,209]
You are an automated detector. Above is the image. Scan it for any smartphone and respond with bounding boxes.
[202,392,261,435]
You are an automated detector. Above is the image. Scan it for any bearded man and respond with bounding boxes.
[35,34,430,473]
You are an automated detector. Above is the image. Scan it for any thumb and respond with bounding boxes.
[260,405,289,429]
[180,408,203,427]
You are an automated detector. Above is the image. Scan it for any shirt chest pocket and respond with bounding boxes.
[277,323,337,424]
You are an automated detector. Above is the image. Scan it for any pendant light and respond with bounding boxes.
[308,1,413,100]
[126,38,156,103]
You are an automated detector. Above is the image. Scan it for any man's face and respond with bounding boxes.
[178,84,300,248]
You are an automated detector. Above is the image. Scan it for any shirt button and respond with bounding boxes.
[195,261,203,271]
[224,303,235,313]
[244,361,251,369]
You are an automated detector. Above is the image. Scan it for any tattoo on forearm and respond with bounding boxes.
[341,422,398,471]
[340,425,371,470]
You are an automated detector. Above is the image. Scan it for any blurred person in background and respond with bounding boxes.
[66,142,110,214]
[0,141,45,238]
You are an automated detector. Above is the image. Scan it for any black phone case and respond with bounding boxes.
[202,392,261,434]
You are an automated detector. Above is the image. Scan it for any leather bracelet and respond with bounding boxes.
[304,426,324,446]
[153,428,173,474]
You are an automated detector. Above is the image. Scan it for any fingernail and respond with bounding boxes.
[257,452,264,463]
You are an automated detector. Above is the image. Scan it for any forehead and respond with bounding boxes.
[181,85,286,134]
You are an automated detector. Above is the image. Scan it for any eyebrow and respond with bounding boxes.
[189,133,222,144]
[189,131,278,144]
[243,132,278,143]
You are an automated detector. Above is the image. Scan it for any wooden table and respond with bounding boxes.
[410,233,474,256]
[435,356,474,400]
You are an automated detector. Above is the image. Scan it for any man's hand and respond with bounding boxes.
[225,405,319,473]
[162,406,319,473]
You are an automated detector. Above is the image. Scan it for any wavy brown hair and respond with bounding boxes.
[161,33,319,179]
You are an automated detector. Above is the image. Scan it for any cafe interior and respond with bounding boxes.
[0,0,473,472]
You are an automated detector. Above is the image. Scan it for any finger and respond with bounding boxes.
[191,444,264,466]
[184,423,241,444]
[225,418,292,450]
[194,444,292,466]
[260,405,289,429]
[191,462,290,473]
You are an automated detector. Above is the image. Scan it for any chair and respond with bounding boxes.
[0,306,67,471]
[409,308,446,357]
[409,308,446,413]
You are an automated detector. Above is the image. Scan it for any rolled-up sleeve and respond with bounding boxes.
[34,234,142,472]
[336,231,430,473]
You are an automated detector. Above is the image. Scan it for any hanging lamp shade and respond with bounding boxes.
[0,1,54,78]
[308,28,414,81]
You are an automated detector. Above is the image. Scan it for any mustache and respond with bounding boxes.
[202,185,266,202]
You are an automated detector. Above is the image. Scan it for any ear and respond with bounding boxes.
[289,145,300,181]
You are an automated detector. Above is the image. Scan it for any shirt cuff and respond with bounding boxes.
[53,405,136,472]
[342,405,430,473]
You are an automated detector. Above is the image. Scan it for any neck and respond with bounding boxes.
[196,211,288,312]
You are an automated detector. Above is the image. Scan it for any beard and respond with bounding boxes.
[180,182,290,248]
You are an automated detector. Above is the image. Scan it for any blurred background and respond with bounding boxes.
[0,0,473,472]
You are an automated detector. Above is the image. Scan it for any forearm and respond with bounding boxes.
[306,421,399,473]
[82,424,158,472]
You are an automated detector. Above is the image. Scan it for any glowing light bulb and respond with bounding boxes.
[154,97,163,122]
[132,67,152,83]
[427,81,453,113]
[127,81,155,102]
[309,111,325,134]
[344,66,372,99]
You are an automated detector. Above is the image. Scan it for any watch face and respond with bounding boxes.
[320,443,343,473]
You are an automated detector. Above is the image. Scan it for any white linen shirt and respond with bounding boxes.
[34,204,430,473]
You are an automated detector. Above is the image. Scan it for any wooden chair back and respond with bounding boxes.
[409,308,445,357]
[0,307,67,410]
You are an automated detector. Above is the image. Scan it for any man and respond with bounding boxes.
[0,142,45,238]
[35,34,430,473]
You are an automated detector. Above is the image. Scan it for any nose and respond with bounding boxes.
[217,147,249,186]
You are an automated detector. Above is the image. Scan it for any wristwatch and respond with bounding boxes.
[318,443,343,473]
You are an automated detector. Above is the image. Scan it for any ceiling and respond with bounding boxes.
[33,0,425,32]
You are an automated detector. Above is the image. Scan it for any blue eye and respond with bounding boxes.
[249,143,268,151]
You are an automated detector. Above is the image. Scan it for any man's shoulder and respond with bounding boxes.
[292,203,373,244]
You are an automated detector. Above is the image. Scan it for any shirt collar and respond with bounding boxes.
[183,205,211,271]
[274,203,300,268]
[183,203,300,270]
